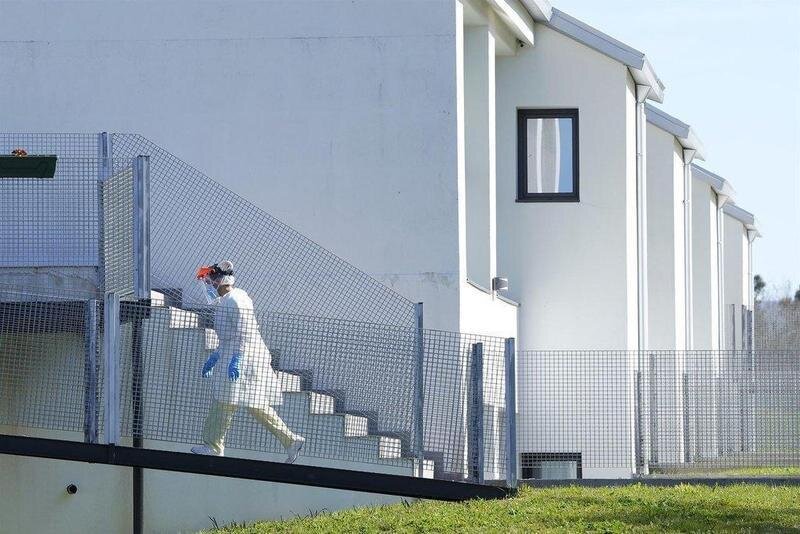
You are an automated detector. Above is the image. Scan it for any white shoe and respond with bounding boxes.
[191,445,223,456]
[285,437,305,464]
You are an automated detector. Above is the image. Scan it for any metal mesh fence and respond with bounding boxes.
[109,133,417,327]
[0,132,415,328]
[0,287,511,484]
[0,285,101,440]
[518,349,799,480]
[756,302,800,350]
[0,133,99,160]
[0,156,116,268]
[102,163,135,296]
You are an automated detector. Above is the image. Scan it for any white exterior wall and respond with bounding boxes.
[0,0,468,331]
[465,26,497,290]
[646,125,686,350]
[0,324,411,532]
[497,24,639,478]
[0,2,519,525]
[691,183,721,351]
[496,24,639,351]
[723,215,748,350]
[0,452,404,534]
[688,179,721,457]
[645,125,686,464]
[719,215,748,453]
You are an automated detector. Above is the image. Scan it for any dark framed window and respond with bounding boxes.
[517,108,579,202]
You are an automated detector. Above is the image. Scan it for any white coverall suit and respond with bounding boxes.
[201,287,300,454]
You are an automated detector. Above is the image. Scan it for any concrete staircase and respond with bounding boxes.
[139,292,433,477]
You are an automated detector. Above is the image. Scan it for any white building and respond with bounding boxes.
[722,203,760,350]
[0,1,765,529]
[642,105,704,466]
[644,105,705,351]
[691,165,736,351]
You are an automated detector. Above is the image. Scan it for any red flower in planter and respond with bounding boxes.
[11,148,28,157]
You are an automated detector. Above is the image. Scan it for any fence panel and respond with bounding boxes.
[109,134,417,328]
[517,349,799,480]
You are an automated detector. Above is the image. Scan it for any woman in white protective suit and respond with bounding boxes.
[190,261,306,463]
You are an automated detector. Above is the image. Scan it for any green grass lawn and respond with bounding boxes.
[654,466,800,477]
[205,483,800,533]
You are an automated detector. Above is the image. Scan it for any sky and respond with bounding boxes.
[553,0,800,297]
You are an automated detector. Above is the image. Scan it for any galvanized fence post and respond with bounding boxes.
[132,155,151,534]
[103,292,120,445]
[469,343,485,484]
[634,365,644,474]
[682,371,690,463]
[83,299,99,444]
[97,132,113,290]
[504,338,517,489]
[413,302,424,478]
[648,352,658,467]
[132,155,151,300]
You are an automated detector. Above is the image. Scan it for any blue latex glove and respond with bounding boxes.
[202,351,220,378]
[228,353,241,382]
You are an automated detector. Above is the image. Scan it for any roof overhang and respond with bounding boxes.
[486,0,535,46]
[544,8,665,102]
[645,103,706,160]
[723,203,761,237]
[519,0,552,22]
[692,165,736,200]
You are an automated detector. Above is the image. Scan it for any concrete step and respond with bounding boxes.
[167,307,201,329]
[276,370,303,393]
[312,413,369,437]
[148,290,166,307]
[347,435,403,459]
[282,391,335,415]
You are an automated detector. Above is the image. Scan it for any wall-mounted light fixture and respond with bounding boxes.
[492,277,508,292]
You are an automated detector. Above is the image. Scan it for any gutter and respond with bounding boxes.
[691,165,736,200]
[644,104,706,159]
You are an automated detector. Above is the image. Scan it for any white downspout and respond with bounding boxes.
[634,84,650,476]
[746,230,757,310]
[636,85,650,353]
[683,150,697,350]
[715,192,730,350]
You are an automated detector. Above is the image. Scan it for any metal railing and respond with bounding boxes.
[0,286,515,486]
[108,133,417,327]
[518,349,799,479]
[756,301,800,350]
[0,132,417,328]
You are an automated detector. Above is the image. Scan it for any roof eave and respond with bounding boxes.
[692,164,736,200]
[487,0,535,46]
[630,58,665,103]
[723,203,760,236]
[645,103,706,159]
[545,8,664,102]
[519,0,552,22]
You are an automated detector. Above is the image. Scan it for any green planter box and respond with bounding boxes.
[0,155,57,178]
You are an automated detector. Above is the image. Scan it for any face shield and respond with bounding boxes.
[196,263,235,304]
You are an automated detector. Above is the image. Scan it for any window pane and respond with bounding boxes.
[525,117,573,194]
